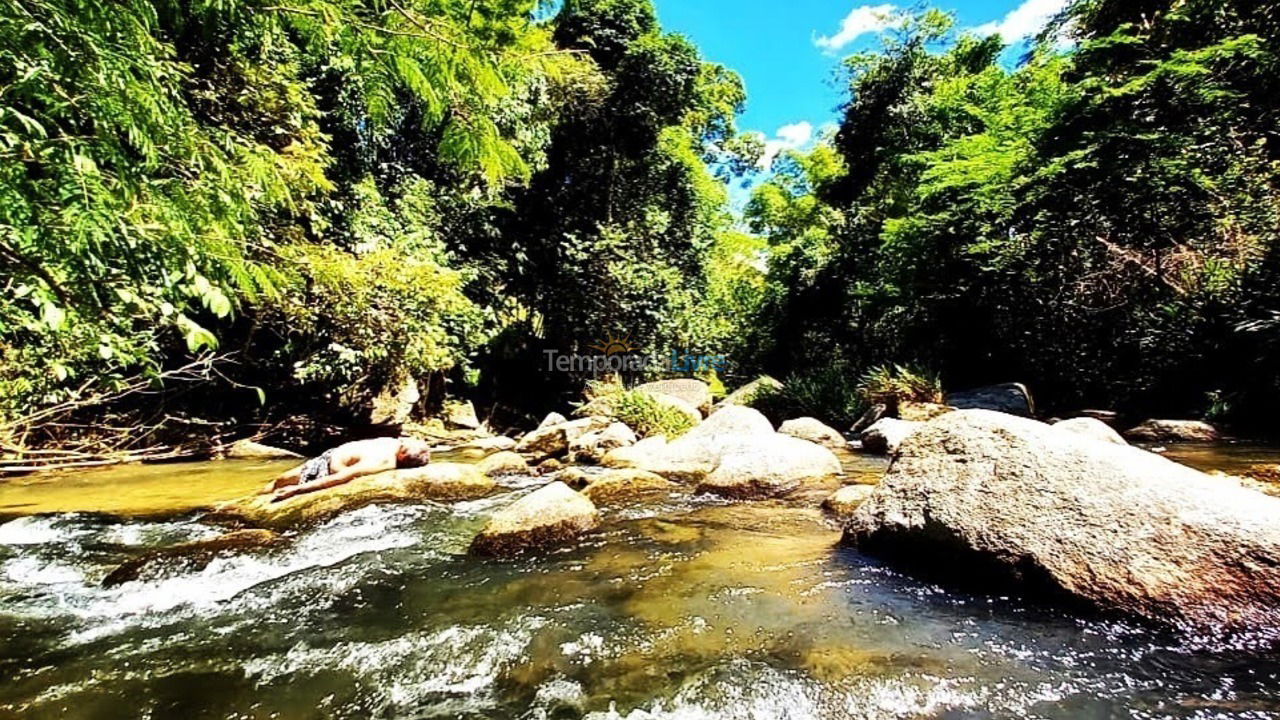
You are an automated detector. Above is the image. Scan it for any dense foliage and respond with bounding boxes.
[5,0,1280,446]
[746,0,1280,426]
[0,0,756,439]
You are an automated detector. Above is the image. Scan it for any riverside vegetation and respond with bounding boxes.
[5,0,1280,464]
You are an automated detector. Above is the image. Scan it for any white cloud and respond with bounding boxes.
[815,4,899,52]
[972,0,1069,42]
[760,121,814,169]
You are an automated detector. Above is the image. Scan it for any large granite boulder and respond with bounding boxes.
[844,410,1280,633]
[469,482,600,556]
[779,417,847,450]
[211,463,494,530]
[568,422,638,464]
[635,378,713,416]
[858,418,920,455]
[696,434,843,499]
[516,416,613,462]
[945,382,1035,417]
[1124,419,1221,443]
[1053,417,1127,445]
[602,406,840,497]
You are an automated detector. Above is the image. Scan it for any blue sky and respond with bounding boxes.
[653,0,1067,171]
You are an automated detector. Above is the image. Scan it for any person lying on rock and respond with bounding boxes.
[263,437,432,502]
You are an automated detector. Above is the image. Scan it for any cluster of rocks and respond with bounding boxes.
[853,381,1226,458]
[203,377,848,564]
[192,375,1276,636]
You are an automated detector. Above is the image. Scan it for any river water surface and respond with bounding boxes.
[2,447,1280,718]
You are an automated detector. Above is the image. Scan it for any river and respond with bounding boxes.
[2,446,1280,718]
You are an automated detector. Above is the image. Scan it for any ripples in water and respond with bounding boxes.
[1,473,1279,719]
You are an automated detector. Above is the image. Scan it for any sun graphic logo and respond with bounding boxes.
[588,333,640,356]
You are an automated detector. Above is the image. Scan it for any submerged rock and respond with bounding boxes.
[945,383,1034,417]
[225,439,302,460]
[470,481,600,556]
[1124,419,1221,443]
[579,468,678,505]
[102,529,284,587]
[844,409,1280,633]
[635,378,713,416]
[477,451,531,476]
[858,418,919,455]
[212,463,494,529]
[823,484,875,522]
[779,417,847,450]
[1053,417,1127,445]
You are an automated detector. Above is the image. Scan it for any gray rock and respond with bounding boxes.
[470,482,600,556]
[945,382,1034,417]
[635,378,714,416]
[685,405,774,439]
[1053,417,1127,445]
[779,417,847,450]
[568,421,638,464]
[859,418,920,455]
[538,412,568,429]
[454,435,518,458]
[579,468,678,505]
[477,451,531,476]
[696,434,842,499]
[516,416,612,462]
[603,406,841,496]
[225,439,301,460]
[844,410,1280,633]
[1124,419,1221,443]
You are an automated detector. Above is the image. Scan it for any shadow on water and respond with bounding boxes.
[1,449,1279,718]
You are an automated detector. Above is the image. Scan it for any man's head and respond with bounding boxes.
[396,437,432,468]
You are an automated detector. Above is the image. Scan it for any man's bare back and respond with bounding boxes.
[264,436,432,502]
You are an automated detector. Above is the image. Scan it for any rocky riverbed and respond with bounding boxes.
[5,392,1280,718]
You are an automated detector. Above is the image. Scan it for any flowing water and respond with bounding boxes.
[3,447,1280,718]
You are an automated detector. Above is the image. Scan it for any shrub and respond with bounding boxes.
[748,365,864,429]
[578,381,696,438]
[857,364,943,410]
